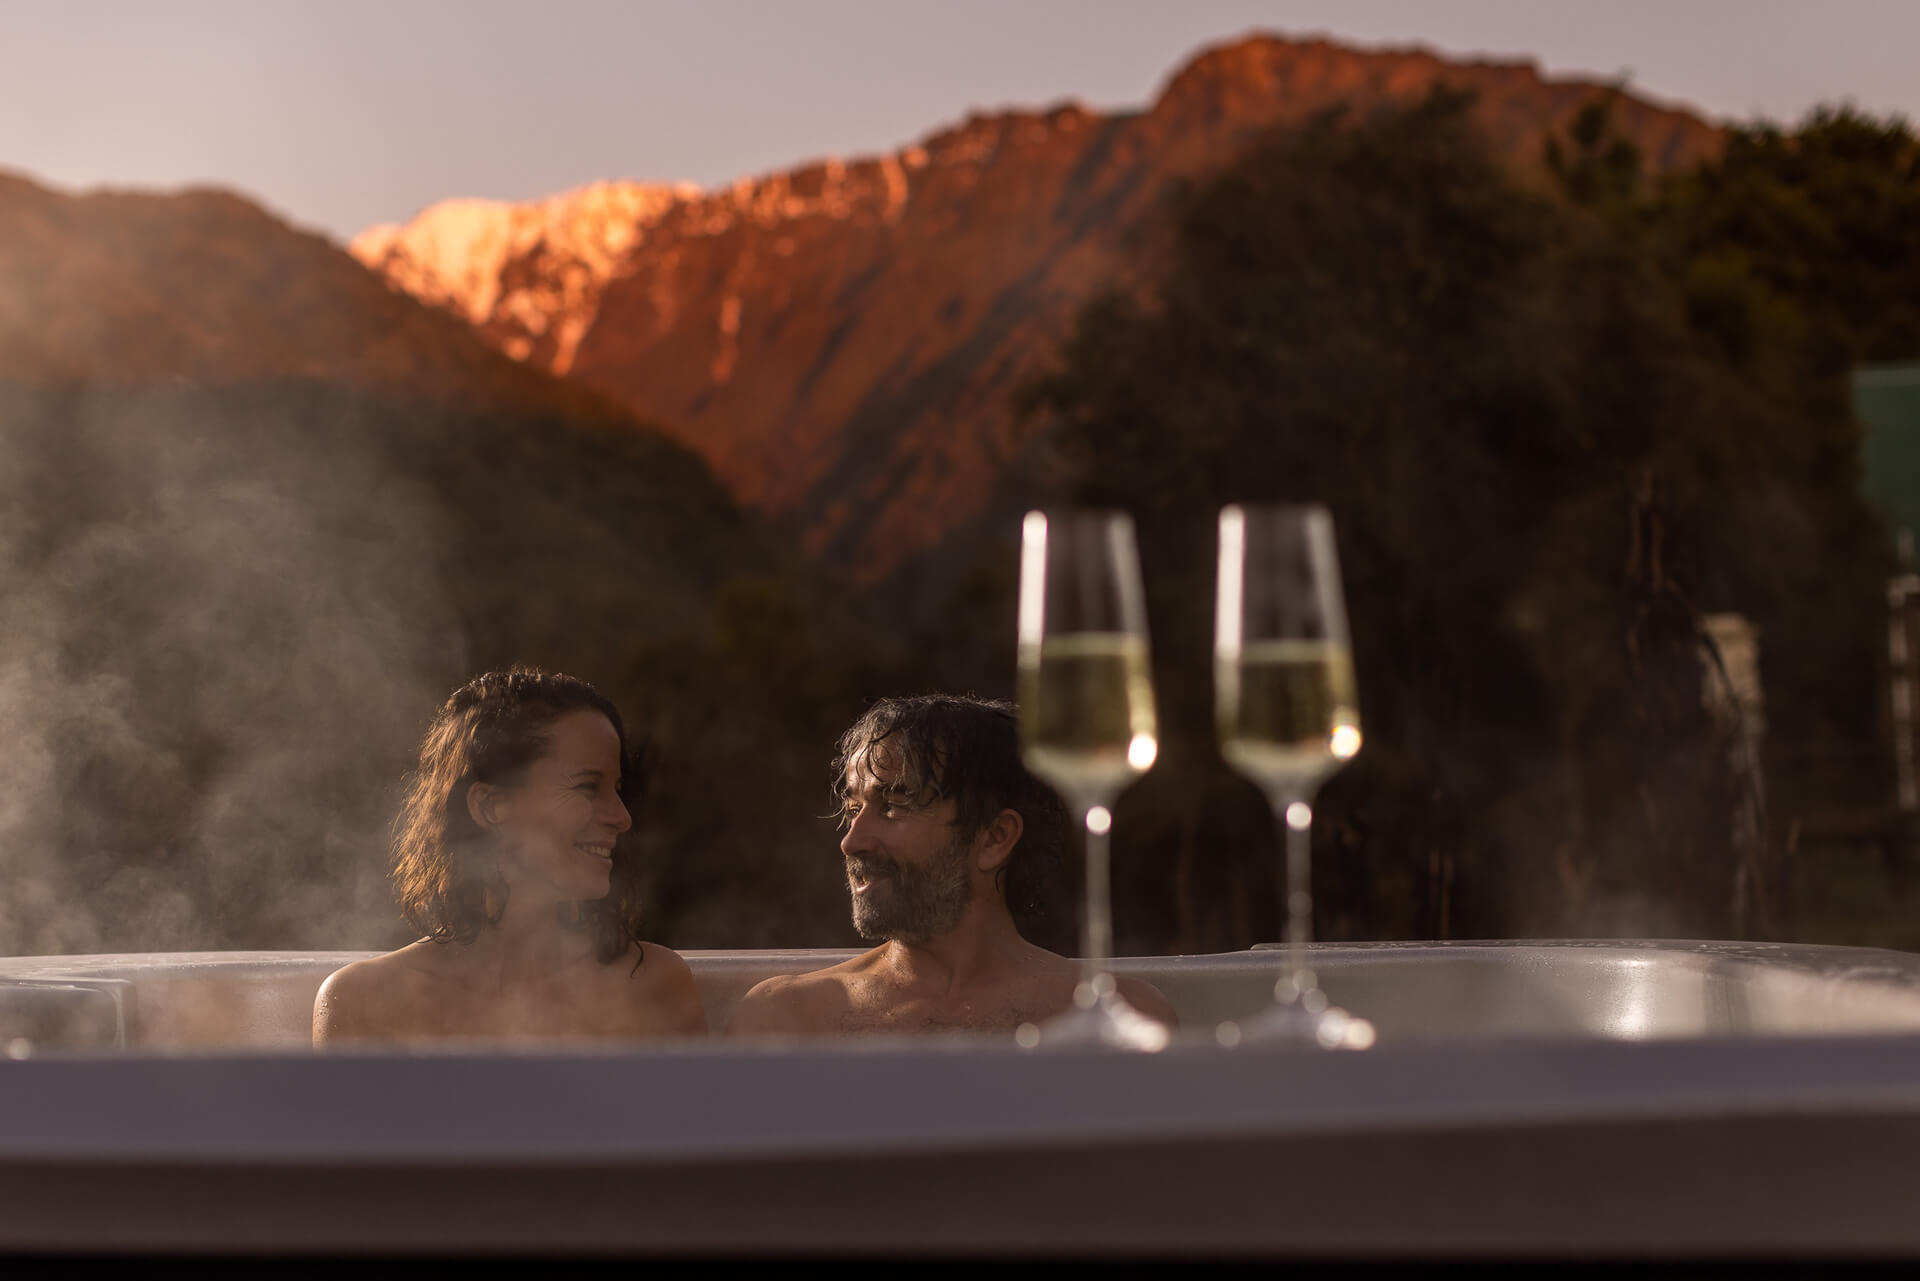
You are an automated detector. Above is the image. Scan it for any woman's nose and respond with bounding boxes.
[605,794,633,833]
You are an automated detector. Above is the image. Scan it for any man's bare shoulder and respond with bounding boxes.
[1006,945,1177,1027]
[1009,940,1081,982]
[759,946,893,992]
[727,949,884,1036]
[1001,945,1176,1027]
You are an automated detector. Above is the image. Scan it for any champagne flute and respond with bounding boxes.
[1015,509,1169,1050]
[1214,504,1374,1049]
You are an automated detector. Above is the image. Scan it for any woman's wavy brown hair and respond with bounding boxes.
[392,667,648,964]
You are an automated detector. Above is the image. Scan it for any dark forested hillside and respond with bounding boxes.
[962,91,1911,949]
[0,174,882,956]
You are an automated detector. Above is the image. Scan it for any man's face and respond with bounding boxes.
[839,747,973,944]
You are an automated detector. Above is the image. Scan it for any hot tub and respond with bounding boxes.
[4,941,1920,1257]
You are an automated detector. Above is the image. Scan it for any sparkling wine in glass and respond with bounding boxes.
[1016,509,1168,1050]
[1215,503,1373,1049]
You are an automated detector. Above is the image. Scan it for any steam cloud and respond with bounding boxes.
[0,381,463,956]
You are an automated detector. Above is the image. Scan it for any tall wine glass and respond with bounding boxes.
[1016,509,1168,1050]
[1214,504,1374,1049]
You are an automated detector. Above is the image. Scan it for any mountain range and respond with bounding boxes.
[352,34,1725,579]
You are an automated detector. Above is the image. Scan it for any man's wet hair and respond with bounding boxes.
[833,694,1067,931]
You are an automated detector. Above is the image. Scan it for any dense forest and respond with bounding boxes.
[900,90,1920,953]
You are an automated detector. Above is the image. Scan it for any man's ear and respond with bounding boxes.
[974,808,1024,873]
[466,781,503,831]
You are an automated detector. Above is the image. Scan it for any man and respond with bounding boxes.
[729,694,1175,1036]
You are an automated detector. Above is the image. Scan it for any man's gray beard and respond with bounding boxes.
[849,834,973,944]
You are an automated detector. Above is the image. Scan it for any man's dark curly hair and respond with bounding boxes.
[833,694,1067,934]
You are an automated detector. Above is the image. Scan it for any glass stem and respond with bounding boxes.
[1080,804,1111,1000]
[1275,793,1317,1004]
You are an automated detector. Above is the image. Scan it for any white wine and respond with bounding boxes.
[1019,632,1158,803]
[1219,639,1361,792]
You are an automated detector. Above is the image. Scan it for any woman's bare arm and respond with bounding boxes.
[635,943,710,1036]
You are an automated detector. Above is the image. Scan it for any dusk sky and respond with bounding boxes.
[4,0,1916,245]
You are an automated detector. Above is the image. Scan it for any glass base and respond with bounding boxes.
[1016,982,1171,1052]
[1217,995,1375,1050]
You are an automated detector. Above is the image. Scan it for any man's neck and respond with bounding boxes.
[879,899,1035,996]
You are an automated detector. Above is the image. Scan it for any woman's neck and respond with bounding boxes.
[465,892,590,987]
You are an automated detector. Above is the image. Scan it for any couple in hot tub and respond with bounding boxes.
[312,669,1173,1044]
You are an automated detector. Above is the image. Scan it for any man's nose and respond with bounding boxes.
[840,809,876,857]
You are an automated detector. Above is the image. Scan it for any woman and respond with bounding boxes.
[313,668,708,1044]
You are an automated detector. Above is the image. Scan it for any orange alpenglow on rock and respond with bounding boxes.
[351,34,1723,581]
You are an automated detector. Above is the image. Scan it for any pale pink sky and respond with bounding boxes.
[3,0,1914,243]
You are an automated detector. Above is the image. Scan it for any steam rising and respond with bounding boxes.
[0,382,462,956]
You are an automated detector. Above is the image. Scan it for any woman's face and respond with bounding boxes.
[485,708,632,903]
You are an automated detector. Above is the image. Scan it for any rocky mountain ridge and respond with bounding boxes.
[354,34,1726,578]
[352,180,696,373]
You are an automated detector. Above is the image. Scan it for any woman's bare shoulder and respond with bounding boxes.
[589,939,687,982]
[324,942,443,990]
[312,943,441,1044]
[634,940,694,977]
[608,941,707,1034]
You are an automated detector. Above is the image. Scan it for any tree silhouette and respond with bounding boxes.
[1018,90,1893,945]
